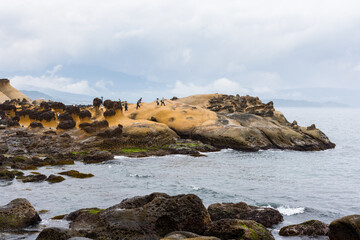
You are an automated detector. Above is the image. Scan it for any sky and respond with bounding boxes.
[1,0,360,104]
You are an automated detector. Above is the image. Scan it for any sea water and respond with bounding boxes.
[1,107,359,240]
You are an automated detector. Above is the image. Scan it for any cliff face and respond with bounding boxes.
[0,79,31,103]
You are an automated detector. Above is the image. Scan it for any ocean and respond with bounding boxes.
[1,107,359,240]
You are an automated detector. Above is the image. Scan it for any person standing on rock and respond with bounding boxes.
[136,98,142,109]
[156,98,160,106]
[161,97,165,106]
[124,101,128,111]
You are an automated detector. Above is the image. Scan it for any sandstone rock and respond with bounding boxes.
[279,220,329,237]
[208,202,283,227]
[329,215,360,240]
[96,124,123,138]
[22,174,47,183]
[59,170,94,178]
[36,227,71,240]
[68,193,211,239]
[46,174,65,183]
[204,219,275,240]
[0,198,41,230]
[82,151,114,163]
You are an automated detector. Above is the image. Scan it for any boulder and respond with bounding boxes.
[208,202,283,227]
[279,220,329,237]
[79,110,92,119]
[50,102,65,110]
[204,219,275,240]
[65,105,80,115]
[103,99,114,109]
[103,109,116,117]
[68,193,211,239]
[58,170,94,178]
[97,124,123,138]
[58,113,73,122]
[329,215,360,240]
[36,227,71,240]
[22,174,47,183]
[79,120,109,133]
[29,122,44,129]
[0,169,24,180]
[0,198,41,230]
[82,151,114,163]
[46,174,65,183]
[57,120,76,130]
[93,98,102,107]
[162,231,220,240]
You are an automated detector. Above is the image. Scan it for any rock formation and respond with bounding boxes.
[0,79,31,103]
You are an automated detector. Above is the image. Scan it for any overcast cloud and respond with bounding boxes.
[1,0,360,103]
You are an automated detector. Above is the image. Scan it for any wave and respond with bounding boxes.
[128,173,153,178]
[277,206,305,216]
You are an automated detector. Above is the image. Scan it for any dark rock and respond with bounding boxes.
[69,193,211,239]
[50,102,65,110]
[103,99,114,109]
[22,174,47,183]
[58,113,73,122]
[12,116,20,122]
[66,105,80,115]
[0,198,41,230]
[68,238,94,240]
[40,101,50,110]
[29,122,44,129]
[329,215,360,240]
[97,124,123,138]
[279,220,329,237]
[204,219,275,240]
[83,151,114,163]
[59,170,94,178]
[79,120,109,133]
[46,174,65,183]
[36,227,71,240]
[163,231,220,240]
[307,124,316,130]
[103,109,116,117]
[79,110,92,119]
[0,169,24,180]
[93,98,102,108]
[38,110,56,121]
[0,104,16,111]
[57,120,76,130]
[208,202,283,227]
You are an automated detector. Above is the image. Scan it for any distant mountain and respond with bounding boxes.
[21,89,94,105]
[20,90,54,101]
[265,99,349,108]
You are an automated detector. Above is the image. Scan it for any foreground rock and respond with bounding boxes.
[208,202,283,227]
[58,170,94,179]
[0,198,41,230]
[279,220,329,237]
[329,215,360,240]
[36,227,71,240]
[162,231,220,240]
[204,219,275,240]
[68,193,211,239]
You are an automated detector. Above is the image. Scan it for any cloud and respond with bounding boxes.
[171,78,249,96]
[11,65,97,95]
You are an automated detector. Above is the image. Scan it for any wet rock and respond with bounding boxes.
[204,219,275,240]
[59,170,94,178]
[82,151,114,163]
[22,174,47,183]
[68,238,94,240]
[279,220,329,237]
[0,169,24,180]
[162,231,220,240]
[69,193,211,239]
[329,214,360,240]
[29,122,44,129]
[0,198,41,230]
[46,174,65,183]
[57,120,76,130]
[36,227,71,240]
[208,202,283,227]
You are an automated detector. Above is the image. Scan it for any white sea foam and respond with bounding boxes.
[277,206,305,216]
